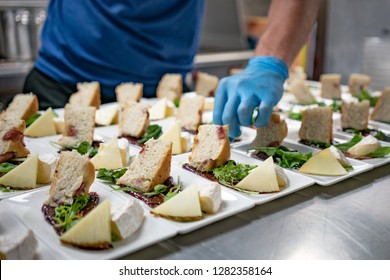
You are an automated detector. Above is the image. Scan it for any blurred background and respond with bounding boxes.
[1,0,390,109]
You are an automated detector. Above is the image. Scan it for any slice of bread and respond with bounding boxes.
[251,112,288,147]
[288,80,316,105]
[69,81,101,108]
[348,73,370,96]
[189,125,230,172]
[118,100,150,138]
[320,74,342,99]
[57,104,96,149]
[195,72,219,97]
[116,138,172,192]
[299,107,333,145]
[156,73,182,101]
[0,116,30,159]
[45,150,95,206]
[341,100,370,130]
[115,82,143,104]
[371,87,390,123]
[176,94,205,132]
[4,93,38,121]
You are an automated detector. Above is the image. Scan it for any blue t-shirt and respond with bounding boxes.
[35,0,205,98]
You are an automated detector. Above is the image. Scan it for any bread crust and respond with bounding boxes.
[0,117,30,158]
[299,107,333,144]
[371,88,390,123]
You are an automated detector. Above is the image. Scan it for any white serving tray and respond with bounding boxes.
[3,183,178,260]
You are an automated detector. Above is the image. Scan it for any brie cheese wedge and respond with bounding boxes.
[192,182,222,214]
[37,154,58,184]
[111,199,144,240]
[159,120,184,154]
[329,145,350,166]
[347,135,381,158]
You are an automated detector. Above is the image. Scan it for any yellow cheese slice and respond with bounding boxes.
[37,159,51,184]
[95,105,119,126]
[60,200,111,249]
[149,98,167,120]
[299,148,348,176]
[91,138,124,169]
[159,120,183,154]
[24,108,56,137]
[53,117,65,134]
[236,157,279,192]
[151,187,202,222]
[0,154,38,189]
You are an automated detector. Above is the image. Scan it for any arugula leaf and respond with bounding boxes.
[0,185,17,192]
[53,193,90,231]
[287,110,302,121]
[249,146,312,169]
[97,168,127,184]
[330,99,342,112]
[173,99,180,108]
[211,160,256,187]
[357,89,378,107]
[164,177,183,201]
[139,125,163,144]
[144,184,167,197]
[25,113,41,127]
[334,134,363,152]
[366,147,390,158]
[344,166,354,171]
[0,162,17,173]
[72,141,99,157]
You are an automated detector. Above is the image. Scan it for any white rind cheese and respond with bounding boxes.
[37,154,58,184]
[192,182,222,214]
[0,207,38,260]
[111,199,144,240]
[347,135,381,158]
[329,145,350,166]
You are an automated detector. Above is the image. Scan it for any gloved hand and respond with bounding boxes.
[213,56,289,140]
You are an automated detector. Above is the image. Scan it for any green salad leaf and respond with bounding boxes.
[287,110,302,121]
[249,146,312,169]
[366,147,390,158]
[139,125,163,144]
[53,193,90,231]
[357,89,378,107]
[0,185,17,192]
[25,113,41,127]
[164,177,183,202]
[330,99,342,112]
[72,141,99,157]
[211,160,256,187]
[97,168,127,184]
[334,134,363,152]
[0,162,17,173]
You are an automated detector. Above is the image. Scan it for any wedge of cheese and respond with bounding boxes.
[95,104,119,126]
[111,199,144,240]
[347,135,381,158]
[53,117,65,134]
[299,148,347,176]
[60,200,112,249]
[98,138,129,166]
[148,98,175,120]
[37,154,57,184]
[0,154,38,189]
[24,108,56,137]
[329,145,350,167]
[91,138,124,169]
[236,157,280,193]
[151,187,202,222]
[159,121,185,155]
[192,182,222,214]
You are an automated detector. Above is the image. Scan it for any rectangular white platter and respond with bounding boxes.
[234,138,374,186]
[172,151,315,204]
[2,183,178,260]
[332,132,390,168]
[95,164,255,235]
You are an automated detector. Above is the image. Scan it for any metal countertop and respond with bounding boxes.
[121,164,390,260]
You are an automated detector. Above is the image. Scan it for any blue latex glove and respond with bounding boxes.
[213,56,289,140]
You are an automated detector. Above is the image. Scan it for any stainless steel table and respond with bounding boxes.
[122,164,390,260]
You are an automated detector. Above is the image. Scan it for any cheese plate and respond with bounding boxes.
[172,151,315,204]
[3,183,178,260]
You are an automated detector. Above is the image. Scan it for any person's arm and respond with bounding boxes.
[213,0,322,139]
[256,0,322,66]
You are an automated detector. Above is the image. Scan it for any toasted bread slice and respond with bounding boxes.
[0,116,30,159]
[116,82,143,104]
[299,107,333,145]
[118,100,150,138]
[69,81,101,108]
[320,74,342,99]
[195,72,219,97]
[176,94,205,132]
[4,93,38,121]
[251,112,288,147]
[341,100,370,130]
[371,87,390,123]
[156,74,182,102]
